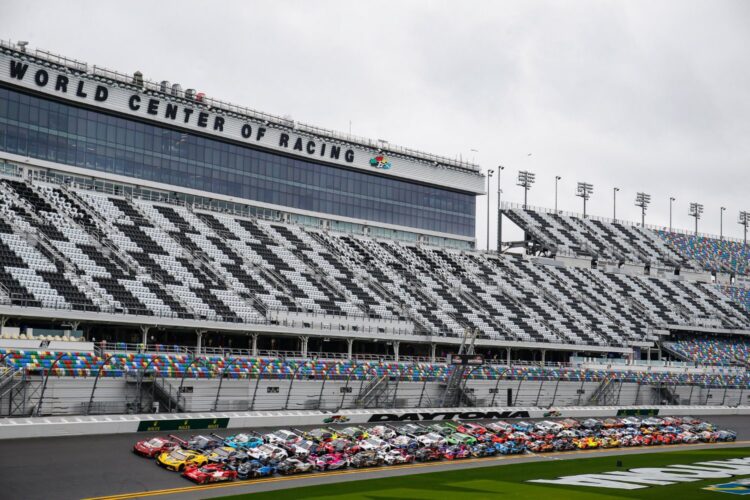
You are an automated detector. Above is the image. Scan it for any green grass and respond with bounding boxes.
[218,447,750,499]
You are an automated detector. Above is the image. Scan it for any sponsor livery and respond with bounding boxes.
[367,411,530,423]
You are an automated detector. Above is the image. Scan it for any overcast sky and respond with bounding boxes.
[2,1,749,247]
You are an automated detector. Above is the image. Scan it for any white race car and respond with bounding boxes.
[264,429,301,446]
[416,432,446,447]
[367,425,397,439]
[247,443,288,462]
[359,436,391,452]
[383,449,415,465]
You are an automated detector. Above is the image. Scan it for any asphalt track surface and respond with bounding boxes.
[1,415,749,500]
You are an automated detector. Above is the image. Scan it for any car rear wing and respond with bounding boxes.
[210,432,228,443]
[167,434,189,446]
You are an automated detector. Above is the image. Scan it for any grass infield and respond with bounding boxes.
[217,447,750,499]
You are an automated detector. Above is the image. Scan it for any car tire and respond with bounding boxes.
[178,465,185,472]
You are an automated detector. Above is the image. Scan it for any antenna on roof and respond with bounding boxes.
[17,41,28,52]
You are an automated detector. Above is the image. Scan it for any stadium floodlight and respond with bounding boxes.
[613,187,620,221]
[554,176,562,213]
[669,197,676,232]
[720,207,726,240]
[689,202,704,235]
[739,211,750,247]
[486,169,494,251]
[576,182,594,218]
[634,192,651,227]
[517,170,535,210]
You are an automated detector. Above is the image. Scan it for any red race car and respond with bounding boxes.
[133,436,180,458]
[182,463,238,484]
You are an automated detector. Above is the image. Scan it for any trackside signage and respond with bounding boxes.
[529,457,750,490]
[137,418,229,432]
[367,411,530,422]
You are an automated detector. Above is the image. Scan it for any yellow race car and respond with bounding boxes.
[156,448,208,471]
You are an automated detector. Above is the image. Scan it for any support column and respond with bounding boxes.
[347,338,354,360]
[300,336,309,358]
[140,325,150,350]
[541,349,546,364]
[430,343,436,363]
[196,330,205,355]
[506,347,511,366]
[393,341,400,363]
[251,333,259,357]
[0,316,7,338]
[647,347,652,362]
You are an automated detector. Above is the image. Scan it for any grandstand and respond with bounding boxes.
[0,40,750,418]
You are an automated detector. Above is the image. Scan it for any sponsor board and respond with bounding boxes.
[367,411,530,423]
[617,408,660,417]
[137,418,229,432]
[529,457,750,490]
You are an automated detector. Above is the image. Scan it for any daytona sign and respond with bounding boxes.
[529,457,750,490]
[367,411,530,422]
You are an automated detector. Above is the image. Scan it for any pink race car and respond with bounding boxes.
[310,453,348,471]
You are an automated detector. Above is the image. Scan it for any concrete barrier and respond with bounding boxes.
[1,405,749,440]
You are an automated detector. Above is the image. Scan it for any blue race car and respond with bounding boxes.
[495,441,526,455]
[235,460,276,479]
[218,432,264,450]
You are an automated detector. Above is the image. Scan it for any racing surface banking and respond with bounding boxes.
[133,416,736,487]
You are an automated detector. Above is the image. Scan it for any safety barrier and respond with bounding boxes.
[1,405,749,440]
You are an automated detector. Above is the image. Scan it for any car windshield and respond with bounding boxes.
[214,448,232,457]
[233,434,250,442]
[365,438,380,446]
[147,438,165,446]
[171,450,189,460]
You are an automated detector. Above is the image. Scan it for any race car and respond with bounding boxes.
[389,435,419,450]
[246,443,288,463]
[486,421,513,434]
[303,428,337,443]
[220,432,264,450]
[182,434,222,452]
[602,418,624,429]
[528,440,554,453]
[133,436,180,458]
[495,441,526,455]
[349,450,384,468]
[399,423,429,436]
[535,421,563,433]
[574,437,599,449]
[552,438,576,451]
[559,418,580,429]
[236,460,276,480]
[717,430,737,442]
[276,458,314,475]
[182,463,237,484]
[416,432,446,448]
[311,453,348,471]
[455,422,488,436]
[367,425,397,439]
[263,430,300,447]
[581,419,603,430]
[336,427,369,440]
[415,447,442,462]
[383,449,415,465]
[422,423,454,437]
[470,443,497,457]
[359,436,391,452]
[206,446,242,464]
[283,439,324,458]
[642,417,664,427]
[156,448,208,472]
[442,445,470,460]
[323,438,360,456]
[512,421,535,433]
[445,432,477,446]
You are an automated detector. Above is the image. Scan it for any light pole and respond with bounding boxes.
[576,182,594,218]
[554,176,561,213]
[739,211,749,247]
[689,202,704,235]
[669,197,675,232]
[635,192,651,227]
[613,187,620,221]
[497,165,504,252]
[720,207,726,240]
[486,169,494,251]
[517,170,536,210]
